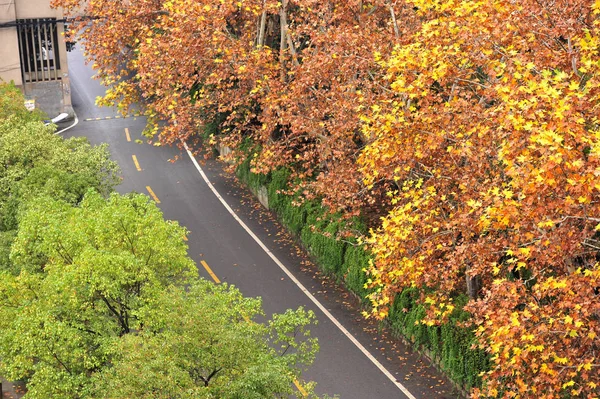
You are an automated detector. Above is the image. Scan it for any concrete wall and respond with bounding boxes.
[15,1,63,18]
[0,1,22,85]
[23,80,65,119]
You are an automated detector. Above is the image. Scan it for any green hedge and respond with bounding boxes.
[300,204,346,275]
[234,139,270,193]
[200,111,228,142]
[267,168,291,213]
[280,196,306,235]
[212,125,490,392]
[343,245,371,299]
[389,288,489,390]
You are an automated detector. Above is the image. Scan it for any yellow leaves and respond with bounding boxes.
[519,247,531,258]
[492,263,501,275]
[350,0,600,393]
[553,355,569,365]
[537,219,555,229]
[528,344,545,352]
[540,363,555,375]
[548,278,567,290]
[467,199,482,209]
[511,346,522,359]
[553,71,568,82]
[568,329,578,338]
[562,380,575,389]
[568,80,581,91]
[510,312,521,327]
[520,333,535,342]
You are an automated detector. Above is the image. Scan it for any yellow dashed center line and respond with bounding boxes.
[83,113,143,122]
[125,127,131,142]
[132,155,142,171]
[146,186,160,203]
[200,260,221,284]
[293,380,308,397]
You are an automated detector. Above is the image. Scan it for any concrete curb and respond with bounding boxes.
[54,108,79,135]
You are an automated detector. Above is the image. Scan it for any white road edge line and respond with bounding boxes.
[183,142,417,399]
[54,111,80,135]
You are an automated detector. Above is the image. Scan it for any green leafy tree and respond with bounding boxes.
[94,282,319,399]
[0,191,322,399]
[0,82,45,122]
[0,191,195,397]
[0,82,119,273]
[0,118,119,230]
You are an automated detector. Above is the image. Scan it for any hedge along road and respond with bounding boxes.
[63,45,457,399]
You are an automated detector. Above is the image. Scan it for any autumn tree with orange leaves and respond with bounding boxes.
[361,1,600,397]
[53,0,600,397]
[55,0,413,211]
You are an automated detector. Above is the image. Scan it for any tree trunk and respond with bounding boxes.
[466,268,482,300]
[287,33,300,67]
[388,2,399,38]
[257,1,267,47]
[279,0,289,81]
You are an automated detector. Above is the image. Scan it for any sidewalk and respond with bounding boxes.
[1,379,26,399]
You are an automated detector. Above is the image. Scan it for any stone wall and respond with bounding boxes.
[23,80,72,119]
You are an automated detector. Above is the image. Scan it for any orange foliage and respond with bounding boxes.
[52,0,600,396]
[361,1,600,397]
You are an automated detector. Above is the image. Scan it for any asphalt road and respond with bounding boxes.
[62,46,459,399]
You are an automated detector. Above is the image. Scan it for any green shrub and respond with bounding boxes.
[280,196,307,235]
[267,168,291,213]
[388,289,489,390]
[235,153,251,180]
[0,197,19,232]
[0,82,45,122]
[343,245,371,299]
[200,111,228,140]
[233,139,270,192]
[235,156,269,192]
[300,205,346,276]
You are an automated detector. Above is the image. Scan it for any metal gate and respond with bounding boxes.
[17,18,62,83]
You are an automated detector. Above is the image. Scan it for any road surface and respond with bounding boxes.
[62,46,459,399]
